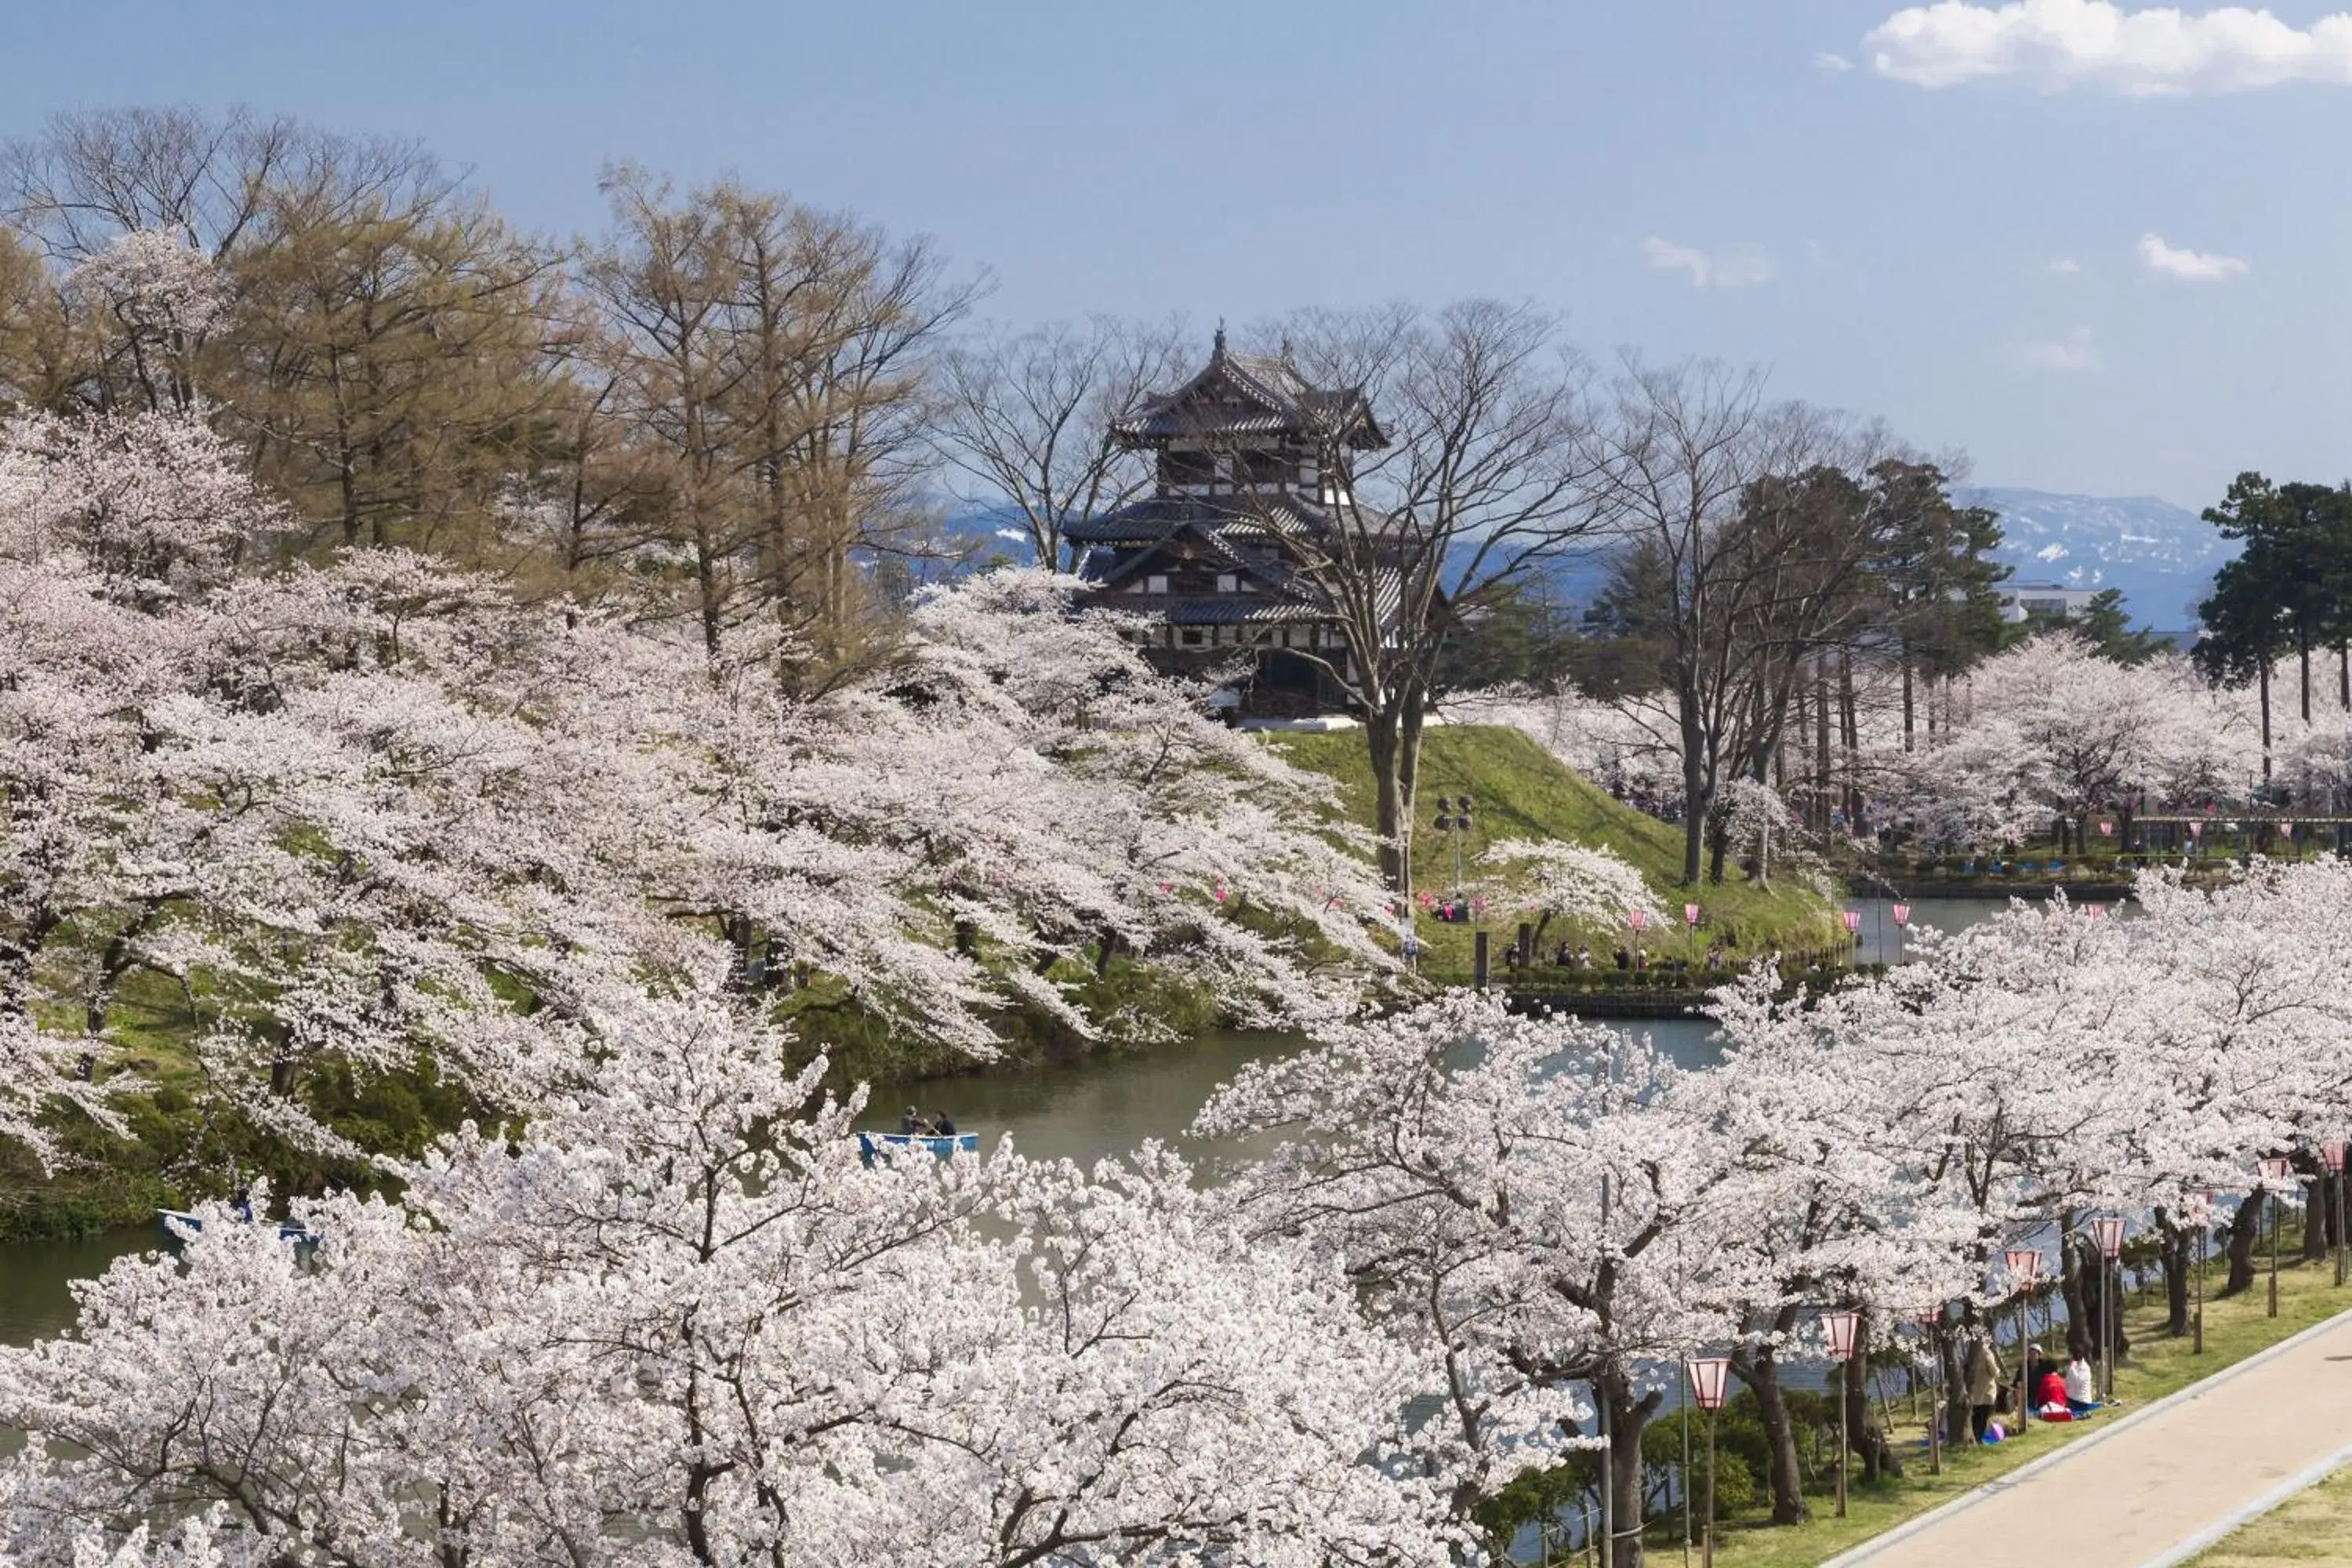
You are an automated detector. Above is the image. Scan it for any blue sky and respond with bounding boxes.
[9,0,2352,506]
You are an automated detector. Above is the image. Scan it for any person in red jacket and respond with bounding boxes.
[2035,1365,2074,1421]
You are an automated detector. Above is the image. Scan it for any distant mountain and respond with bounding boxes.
[1958,487,2234,630]
[942,488,2234,633]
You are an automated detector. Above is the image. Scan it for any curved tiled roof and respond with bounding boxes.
[1109,333,1387,448]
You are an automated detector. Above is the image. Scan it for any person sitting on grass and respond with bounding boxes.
[2063,1353,2101,1416]
[2035,1363,2074,1421]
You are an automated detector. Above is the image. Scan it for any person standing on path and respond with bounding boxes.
[1961,1304,2007,1442]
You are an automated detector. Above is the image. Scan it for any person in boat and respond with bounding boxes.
[932,1111,956,1136]
[899,1106,929,1134]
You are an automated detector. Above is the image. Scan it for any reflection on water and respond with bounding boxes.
[0,1228,156,1348]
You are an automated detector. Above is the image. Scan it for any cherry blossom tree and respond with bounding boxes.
[0,983,1438,1568]
[1200,993,1753,1566]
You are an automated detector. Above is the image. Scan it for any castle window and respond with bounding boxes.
[1217,573,1238,593]
[1179,628,1206,648]
[1146,575,1168,594]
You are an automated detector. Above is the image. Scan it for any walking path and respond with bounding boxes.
[1824,1305,2352,1568]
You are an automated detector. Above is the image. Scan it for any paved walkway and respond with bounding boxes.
[1827,1306,2352,1568]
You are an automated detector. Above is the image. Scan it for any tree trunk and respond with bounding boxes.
[1900,641,1916,754]
[2155,1206,2193,1337]
[2259,659,2274,784]
[2304,1179,2330,1262]
[1679,684,1709,887]
[2299,637,2313,724]
[2338,640,2348,711]
[2060,1229,2092,1360]
[1814,658,1833,836]
[1844,1313,1902,1483]
[1602,1376,1661,1568]
[2222,1192,2263,1297]
[1838,653,1862,831]
[1367,711,1411,895]
[1730,1338,1808,1526]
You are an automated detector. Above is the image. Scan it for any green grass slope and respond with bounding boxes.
[1268,725,1835,978]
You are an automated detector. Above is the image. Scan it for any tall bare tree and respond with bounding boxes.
[1577,358,1856,886]
[586,168,975,673]
[927,315,1185,569]
[1235,299,1594,894]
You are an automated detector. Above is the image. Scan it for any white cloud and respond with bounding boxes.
[1642,237,1777,289]
[1816,50,1857,72]
[2137,232,2249,281]
[1865,1,2352,94]
[2049,256,2084,274]
[2016,327,2100,372]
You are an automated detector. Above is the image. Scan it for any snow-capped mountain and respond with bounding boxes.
[1958,487,2233,630]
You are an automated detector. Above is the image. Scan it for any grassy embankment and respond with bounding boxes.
[1706,1237,2352,1568]
[1269,724,1839,983]
[2190,1463,2352,1566]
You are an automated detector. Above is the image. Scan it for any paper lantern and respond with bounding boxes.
[2086,904,2107,920]
[2189,822,2203,838]
[2089,1216,2125,1260]
[2324,1140,2347,1176]
[1629,909,1648,931]
[1690,1357,1731,1411]
[2098,819,2114,836]
[1892,903,1911,926]
[1842,909,1862,933]
[1685,902,1700,927]
[1823,1308,1860,1361]
[2003,1247,2041,1289]
[2258,1156,2293,1185]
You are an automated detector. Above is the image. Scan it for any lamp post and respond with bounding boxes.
[1823,1309,1860,1517]
[1891,902,1911,965]
[2089,1217,2125,1399]
[2325,1139,2348,1289]
[2259,1156,2294,1318]
[1842,908,1862,967]
[2004,1247,2041,1427]
[1690,1357,1730,1568]
[1432,796,1472,899]
[1685,901,1700,966]
[1630,907,1649,973]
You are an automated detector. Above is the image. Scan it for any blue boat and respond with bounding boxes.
[857,1131,978,1166]
[158,1208,318,1244]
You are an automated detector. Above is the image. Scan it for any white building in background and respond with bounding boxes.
[1996,580,2102,623]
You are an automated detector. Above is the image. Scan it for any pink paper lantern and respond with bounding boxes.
[2004,1247,2042,1290]
[1214,883,1228,903]
[2281,819,2296,834]
[1689,1356,1731,1411]
[2089,1216,2125,1260]
[1842,909,1862,933]
[1822,1308,1860,1361]
[2098,819,2114,836]
[2324,1140,2347,1176]
[2189,822,2203,838]
[2086,904,2107,920]
[1915,1304,1944,1329]
[1629,909,1648,931]
[2259,1155,2293,1185]
[1684,902,1700,927]
[1891,903,1911,926]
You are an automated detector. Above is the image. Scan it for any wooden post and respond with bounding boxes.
[1473,930,1490,992]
